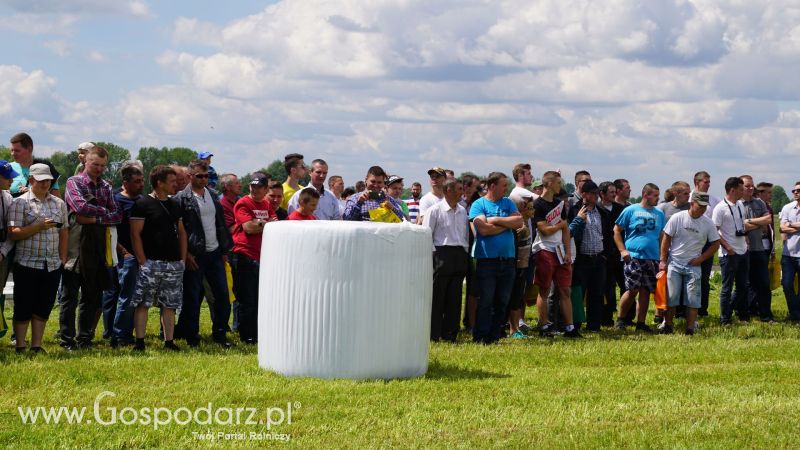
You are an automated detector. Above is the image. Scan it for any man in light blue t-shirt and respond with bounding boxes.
[613,183,665,332]
[9,132,60,198]
[468,171,522,344]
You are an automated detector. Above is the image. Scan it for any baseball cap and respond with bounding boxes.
[427,167,446,178]
[386,175,403,186]
[691,191,710,206]
[0,160,19,180]
[250,172,269,187]
[580,180,599,193]
[29,163,53,181]
[198,151,214,159]
[77,142,95,152]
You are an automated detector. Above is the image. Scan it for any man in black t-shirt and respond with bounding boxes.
[129,165,188,351]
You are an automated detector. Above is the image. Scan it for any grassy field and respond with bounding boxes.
[1,280,798,449]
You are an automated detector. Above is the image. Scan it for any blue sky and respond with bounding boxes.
[2,0,800,196]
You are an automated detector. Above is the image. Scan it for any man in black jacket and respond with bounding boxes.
[598,181,627,326]
[568,180,615,331]
[174,160,234,348]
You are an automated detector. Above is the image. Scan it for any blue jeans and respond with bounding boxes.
[666,262,701,309]
[473,258,515,344]
[101,255,139,343]
[177,247,231,340]
[719,253,749,323]
[781,255,800,321]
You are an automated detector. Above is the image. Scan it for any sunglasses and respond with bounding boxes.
[793,189,800,194]
[193,173,209,179]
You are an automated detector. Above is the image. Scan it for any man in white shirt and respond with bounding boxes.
[712,176,763,325]
[423,179,468,342]
[510,163,537,228]
[417,167,446,224]
[287,159,342,220]
[659,192,720,334]
[779,181,800,323]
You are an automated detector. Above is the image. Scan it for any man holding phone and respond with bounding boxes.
[343,166,405,222]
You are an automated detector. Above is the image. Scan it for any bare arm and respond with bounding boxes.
[488,213,523,229]
[473,216,507,236]
[130,219,146,265]
[614,224,631,262]
[537,219,566,237]
[659,234,672,271]
[716,226,735,254]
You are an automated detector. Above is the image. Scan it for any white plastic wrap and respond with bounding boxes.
[258,221,433,379]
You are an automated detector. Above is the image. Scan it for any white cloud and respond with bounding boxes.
[172,17,222,47]
[86,50,107,63]
[43,39,71,57]
[0,65,60,120]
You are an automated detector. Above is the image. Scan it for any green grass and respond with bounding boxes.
[0,282,798,449]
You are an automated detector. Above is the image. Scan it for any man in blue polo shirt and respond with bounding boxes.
[469,171,522,344]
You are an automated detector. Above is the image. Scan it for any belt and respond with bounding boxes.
[480,257,515,262]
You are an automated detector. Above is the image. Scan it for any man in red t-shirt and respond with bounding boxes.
[232,172,275,344]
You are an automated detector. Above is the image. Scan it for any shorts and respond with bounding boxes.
[666,262,701,309]
[533,250,572,292]
[12,264,62,321]
[507,268,528,311]
[132,259,185,309]
[623,258,658,292]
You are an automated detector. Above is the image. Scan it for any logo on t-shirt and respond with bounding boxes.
[253,209,271,220]
[544,201,564,225]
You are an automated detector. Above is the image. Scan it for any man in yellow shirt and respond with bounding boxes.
[280,153,306,210]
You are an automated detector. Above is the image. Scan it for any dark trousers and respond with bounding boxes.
[700,242,713,315]
[431,246,467,342]
[234,253,259,341]
[603,258,622,324]
[573,254,607,329]
[781,255,800,321]
[473,258,515,344]
[177,247,231,340]
[719,253,749,323]
[747,250,772,321]
[77,225,112,345]
[57,270,82,346]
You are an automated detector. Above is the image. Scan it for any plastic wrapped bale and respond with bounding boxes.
[258,221,433,379]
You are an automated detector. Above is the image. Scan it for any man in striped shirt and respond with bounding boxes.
[405,182,422,224]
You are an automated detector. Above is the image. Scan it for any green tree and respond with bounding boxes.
[95,141,132,188]
[136,146,197,191]
[0,146,11,162]
[48,150,79,193]
[264,160,286,183]
[773,185,791,212]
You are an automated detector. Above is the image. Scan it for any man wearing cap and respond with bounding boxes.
[174,160,234,348]
[198,152,218,190]
[343,166,405,222]
[417,167,446,224]
[405,182,423,223]
[568,180,614,331]
[384,175,410,220]
[0,161,19,335]
[659,192,720,334]
[693,171,722,317]
[287,159,341,220]
[280,153,306,210]
[9,132,60,198]
[8,163,68,353]
[64,145,122,349]
[232,172,276,344]
[75,142,95,176]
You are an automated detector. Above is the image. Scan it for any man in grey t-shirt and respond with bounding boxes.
[741,175,774,322]
[658,181,690,221]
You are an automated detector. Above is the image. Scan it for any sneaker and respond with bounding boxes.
[518,320,532,334]
[510,330,527,339]
[213,336,234,348]
[693,321,701,332]
[659,324,674,335]
[654,315,664,325]
[563,328,583,338]
[657,321,667,331]
[635,323,653,333]
[684,328,695,336]
[29,346,46,354]
[539,323,556,337]
[614,319,627,330]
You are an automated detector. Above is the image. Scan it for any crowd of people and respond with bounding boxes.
[2,131,800,353]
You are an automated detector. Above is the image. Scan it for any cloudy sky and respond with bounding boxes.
[3,0,800,196]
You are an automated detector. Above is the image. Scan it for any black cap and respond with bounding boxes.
[250,173,269,187]
[581,180,599,193]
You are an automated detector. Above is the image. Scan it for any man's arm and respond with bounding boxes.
[745,212,771,231]
[65,178,122,224]
[716,226,735,254]
[473,216,507,236]
[659,233,672,271]
[343,197,364,221]
[614,224,631,262]
[488,213,523,229]
[177,219,188,262]
[130,219,147,265]
[689,240,720,266]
